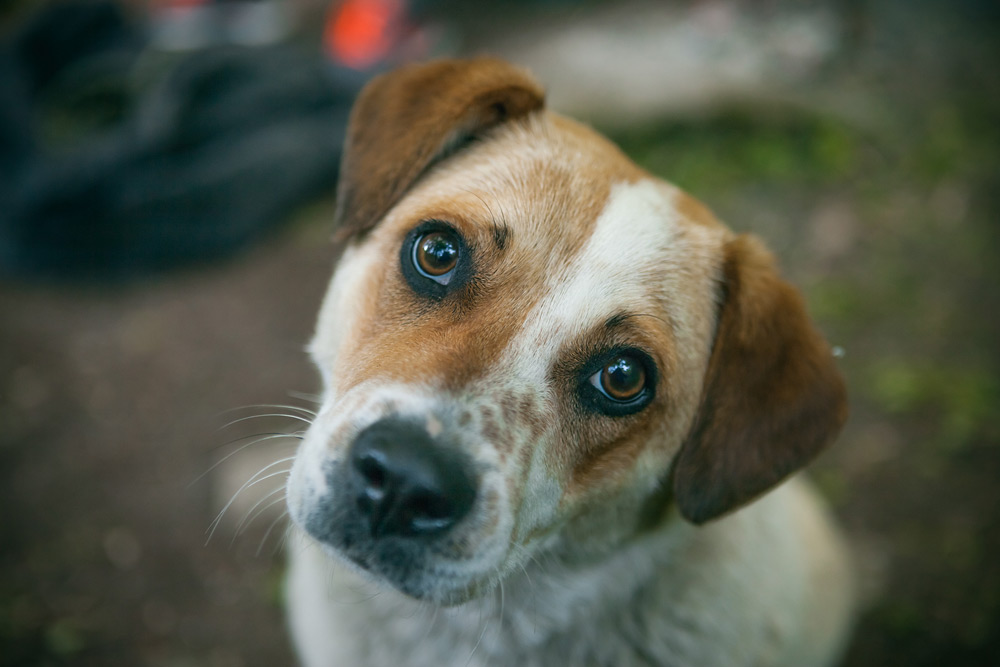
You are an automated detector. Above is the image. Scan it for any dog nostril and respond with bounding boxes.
[407,490,456,532]
[357,454,387,494]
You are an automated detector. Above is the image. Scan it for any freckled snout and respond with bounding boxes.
[348,418,477,539]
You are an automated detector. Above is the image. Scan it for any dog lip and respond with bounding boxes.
[345,551,372,571]
[315,525,494,604]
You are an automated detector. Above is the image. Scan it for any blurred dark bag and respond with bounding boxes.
[0,0,348,280]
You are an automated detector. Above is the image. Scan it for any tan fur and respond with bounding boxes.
[285,59,854,667]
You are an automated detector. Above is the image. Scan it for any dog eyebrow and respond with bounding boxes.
[604,312,634,330]
[491,222,511,251]
[463,189,511,252]
[605,312,669,332]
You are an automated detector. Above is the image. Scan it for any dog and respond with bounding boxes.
[284,58,854,667]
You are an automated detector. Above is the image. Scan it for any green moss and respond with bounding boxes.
[807,281,872,326]
[606,111,863,193]
[866,361,1000,448]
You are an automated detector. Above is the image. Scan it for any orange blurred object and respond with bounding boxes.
[326,0,405,69]
[156,0,209,8]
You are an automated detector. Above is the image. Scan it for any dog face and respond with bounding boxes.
[286,59,846,605]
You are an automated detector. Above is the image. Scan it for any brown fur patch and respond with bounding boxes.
[672,235,848,524]
[479,405,502,447]
[333,58,545,240]
[499,391,518,428]
[514,393,548,445]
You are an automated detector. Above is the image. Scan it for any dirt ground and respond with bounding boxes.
[2,2,999,666]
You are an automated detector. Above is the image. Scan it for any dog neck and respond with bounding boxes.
[343,512,698,665]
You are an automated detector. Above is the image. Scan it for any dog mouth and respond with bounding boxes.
[310,518,491,605]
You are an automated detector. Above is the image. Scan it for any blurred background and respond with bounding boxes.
[1,0,998,665]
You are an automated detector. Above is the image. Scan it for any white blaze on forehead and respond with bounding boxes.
[501,179,683,377]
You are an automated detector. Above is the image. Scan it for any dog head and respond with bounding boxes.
[286,58,847,604]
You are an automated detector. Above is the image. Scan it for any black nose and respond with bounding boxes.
[348,418,476,539]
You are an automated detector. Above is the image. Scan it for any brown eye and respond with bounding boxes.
[592,355,646,402]
[581,348,656,417]
[413,231,460,284]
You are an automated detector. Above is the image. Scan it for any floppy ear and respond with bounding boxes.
[673,234,848,525]
[333,58,545,241]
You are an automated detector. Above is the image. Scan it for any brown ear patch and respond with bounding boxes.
[673,235,848,525]
[333,58,545,241]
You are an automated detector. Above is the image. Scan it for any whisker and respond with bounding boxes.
[273,522,294,557]
[218,412,314,430]
[189,432,301,488]
[418,602,441,643]
[214,430,304,450]
[257,512,290,557]
[287,390,322,405]
[234,490,288,543]
[345,586,385,604]
[497,578,506,643]
[271,510,293,558]
[221,403,318,417]
[465,599,490,667]
[234,483,287,533]
[205,458,295,544]
[524,551,546,584]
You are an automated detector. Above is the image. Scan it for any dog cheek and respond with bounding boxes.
[286,449,320,527]
[310,242,387,381]
[286,413,348,526]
